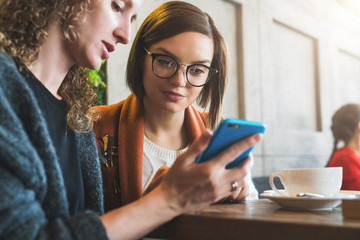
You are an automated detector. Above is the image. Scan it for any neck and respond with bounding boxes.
[346,134,360,156]
[143,97,188,150]
[26,22,74,100]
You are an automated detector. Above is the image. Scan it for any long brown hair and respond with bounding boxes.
[326,103,360,166]
[0,0,98,133]
[126,1,228,130]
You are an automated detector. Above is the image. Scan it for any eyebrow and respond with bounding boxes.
[153,47,212,65]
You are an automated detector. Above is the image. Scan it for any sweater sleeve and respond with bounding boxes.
[0,167,108,240]
[0,53,108,240]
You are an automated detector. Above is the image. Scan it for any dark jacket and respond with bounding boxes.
[0,52,108,240]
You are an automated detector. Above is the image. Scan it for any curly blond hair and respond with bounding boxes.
[0,0,98,133]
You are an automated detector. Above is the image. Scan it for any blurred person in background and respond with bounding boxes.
[327,103,360,191]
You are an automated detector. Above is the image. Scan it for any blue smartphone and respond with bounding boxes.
[195,118,266,169]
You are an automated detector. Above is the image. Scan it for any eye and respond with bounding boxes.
[189,65,207,75]
[156,56,174,68]
[112,1,125,13]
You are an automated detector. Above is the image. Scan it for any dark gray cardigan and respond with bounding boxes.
[0,52,108,240]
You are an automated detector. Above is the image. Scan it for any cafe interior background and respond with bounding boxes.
[96,0,360,178]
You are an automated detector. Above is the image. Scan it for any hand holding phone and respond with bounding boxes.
[195,118,266,169]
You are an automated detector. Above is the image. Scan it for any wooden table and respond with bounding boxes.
[146,199,360,240]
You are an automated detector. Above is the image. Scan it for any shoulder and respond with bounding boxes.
[0,52,21,83]
[94,101,125,121]
[93,93,143,126]
[93,94,139,120]
[186,105,225,126]
[0,51,18,72]
[92,94,137,137]
[93,101,124,137]
[0,52,32,103]
[0,51,13,65]
[334,147,356,158]
[329,147,359,166]
[187,105,208,124]
[0,52,36,111]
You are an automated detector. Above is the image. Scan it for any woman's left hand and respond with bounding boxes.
[221,154,254,203]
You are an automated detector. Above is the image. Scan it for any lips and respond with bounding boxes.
[162,90,185,101]
[102,41,115,53]
[163,91,184,97]
[101,41,115,60]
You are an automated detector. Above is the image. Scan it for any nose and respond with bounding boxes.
[114,18,131,45]
[168,65,187,87]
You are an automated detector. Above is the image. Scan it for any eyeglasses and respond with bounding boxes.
[144,47,218,87]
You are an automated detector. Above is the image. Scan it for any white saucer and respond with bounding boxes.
[260,190,358,210]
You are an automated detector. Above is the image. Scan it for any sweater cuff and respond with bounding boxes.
[68,211,108,240]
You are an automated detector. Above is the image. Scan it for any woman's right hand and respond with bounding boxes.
[157,130,262,215]
[101,131,262,240]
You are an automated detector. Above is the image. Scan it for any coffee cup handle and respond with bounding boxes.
[269,172,286,196]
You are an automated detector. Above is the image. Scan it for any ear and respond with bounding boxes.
[357,122,360,132]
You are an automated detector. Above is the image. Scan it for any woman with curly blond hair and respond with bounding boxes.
[0,0,262,239]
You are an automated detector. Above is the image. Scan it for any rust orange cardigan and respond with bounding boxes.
[93,93,208,211]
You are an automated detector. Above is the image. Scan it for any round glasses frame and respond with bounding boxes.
[144,47,218,87]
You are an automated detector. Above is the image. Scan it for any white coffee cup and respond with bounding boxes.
[269,167,343,197]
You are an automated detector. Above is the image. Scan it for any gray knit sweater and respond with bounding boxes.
[0,52,108,240]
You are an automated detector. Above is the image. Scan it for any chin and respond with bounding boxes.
[163,105,186,114]
[86,61,102,70]
[80,54,102,70]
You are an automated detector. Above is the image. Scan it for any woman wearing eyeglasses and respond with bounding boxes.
[93,1,258,212]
